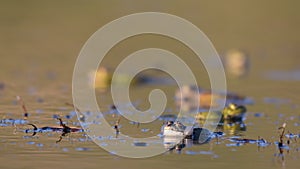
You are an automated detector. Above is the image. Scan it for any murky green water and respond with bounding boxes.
[1,1,300,169]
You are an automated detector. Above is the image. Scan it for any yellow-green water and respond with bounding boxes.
[1,1,300,169]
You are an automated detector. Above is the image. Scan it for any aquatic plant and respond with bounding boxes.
[0,96,29,126]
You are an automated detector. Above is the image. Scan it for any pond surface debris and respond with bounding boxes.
[0,93,299,164]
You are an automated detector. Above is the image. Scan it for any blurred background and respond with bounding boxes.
[1,0,299,102]
[0,1,300,169]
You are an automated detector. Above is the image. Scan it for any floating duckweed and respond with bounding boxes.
[27,141,35,145]
[185,151,214,155]
[96,114,103,118]
[254,112,264,117]
[100,143,108,147]
[257,142,271,147]
[129,121,139,125]
[36,143,44,147]
[36,109,43,114]
[75,147,91,151]
[211,132,225,138]
[263,97,290,105]
[199,151,214,155]
[133,142,148,147]
[92,120,101,125]
[226,143,244,147]
[78,138,87,142]
[109,151,118,156]
[275,142,290,150]
[62,148,69,152]
[65,115,71,119]
[229,138,257,144]
[23,136,36,139]
[69,111,77,117]
[158,114,177,121]
[141,128,150,132]
[52,114,59,119]
[285,133,299,139]
[185,151,199,155]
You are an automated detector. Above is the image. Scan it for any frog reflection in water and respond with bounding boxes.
[163,120,225,153]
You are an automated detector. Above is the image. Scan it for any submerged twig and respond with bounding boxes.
[114,117,120,138]
[277,123,288,161]
[25,117,83,143]
[278,123,286,147]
